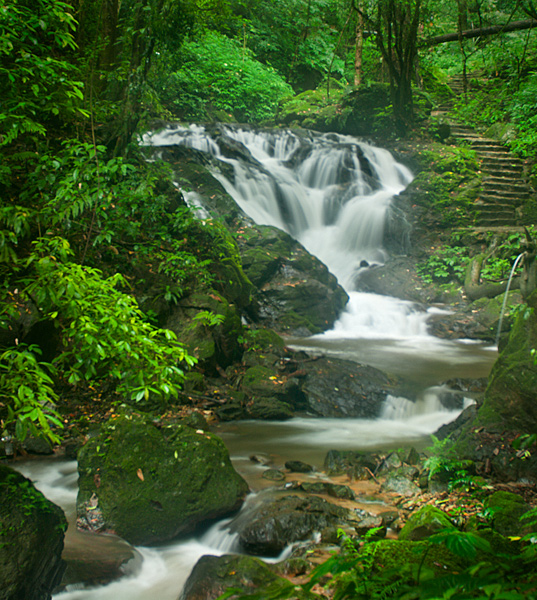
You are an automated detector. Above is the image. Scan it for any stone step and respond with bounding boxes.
[480,157,524,166]
[480,190,527,202]
[482,166,524,177]
[476,211,518,225]
[452,131,480,138]
[470,143,509,152]
[483,178,529,191]
[478,216,518,226]
[478,151,518,160]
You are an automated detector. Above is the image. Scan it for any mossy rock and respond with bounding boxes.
[399,505,455,541]
[241,365,285,398]
[247,397,294,420]
[76,411,249,545]
[474,290,537,433]
[339,84,392,136]
[180,554,317,600]
[166,290,244,372]
[0,465,67,600]
[484,491,530,537]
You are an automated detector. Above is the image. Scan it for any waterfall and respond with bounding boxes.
[143,125,412,294]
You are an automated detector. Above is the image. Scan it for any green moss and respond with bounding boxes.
[399,505,455,541]
[476,291,537,433]
[485,491,530,537]
[242,365,283,397]
[76,411,249,545]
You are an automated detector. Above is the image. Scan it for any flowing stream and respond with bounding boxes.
[15,125,497,598]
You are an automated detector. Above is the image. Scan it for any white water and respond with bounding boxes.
[7,126,496,598]
[144,125,412,291]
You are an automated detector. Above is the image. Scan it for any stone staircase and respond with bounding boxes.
[432,75,534,228]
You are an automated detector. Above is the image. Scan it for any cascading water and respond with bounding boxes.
[9,125,498,600]
[145,125,412,293]
[144,124,495,381]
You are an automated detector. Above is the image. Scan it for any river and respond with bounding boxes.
[15,125,496,598]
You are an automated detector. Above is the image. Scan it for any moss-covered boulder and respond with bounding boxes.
[474,290,537,434]
[180,554,316,600]
[398,505,455,541]
[0,465,67,600]
[332,538,465,598]
[239,225,349,335]
[165,290,244,373]
[484,491,531,537]
[76,411,249,545]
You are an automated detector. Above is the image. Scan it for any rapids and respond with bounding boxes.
[12,125,496,598]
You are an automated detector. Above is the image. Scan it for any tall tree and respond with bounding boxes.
[355,0,423,133]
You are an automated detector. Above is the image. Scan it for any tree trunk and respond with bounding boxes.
[464,254,519,301]
[354,6,364,86]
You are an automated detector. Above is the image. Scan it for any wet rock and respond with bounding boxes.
[262,469,286,482]
[297,482,355,500]
[239,225,349,335]
[405,447,421,466]
[398,505,455,541]
[285,460,314,473]
[164,151,349,337]
[324,449,379,477]
[250,454,272,466]
[233,495,360,556]
[61,533,140,588]
[22,436,54,456]
[0,464,67,600]
[179,554,311,600]
[435,404,478,442]
[76,410,249,546]
[246,397,293,421]
[379,510,400,527]
[297,358,398,419]
[355,515,385,537]
[381,471,421,497]
[215,399,247,422]
[378,452,403,471]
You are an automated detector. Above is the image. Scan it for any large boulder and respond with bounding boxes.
[297,358,398,418]
[231,494,360,556]
[76,411,249,546]
[179,554,315,600]
[0,464,67,600]
[238,225,349,335]
[475,289,537,434]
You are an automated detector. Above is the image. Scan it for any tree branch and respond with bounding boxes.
[422,18,537,46]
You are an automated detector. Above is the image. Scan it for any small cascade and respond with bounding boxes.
[381,388,474,420]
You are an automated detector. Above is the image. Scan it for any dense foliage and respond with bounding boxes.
[1,0,537,445]
[155,31,293,122]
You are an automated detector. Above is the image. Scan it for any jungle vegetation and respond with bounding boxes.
[1,0,536,442]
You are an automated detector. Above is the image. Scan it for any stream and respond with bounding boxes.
[15,125,496,599]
